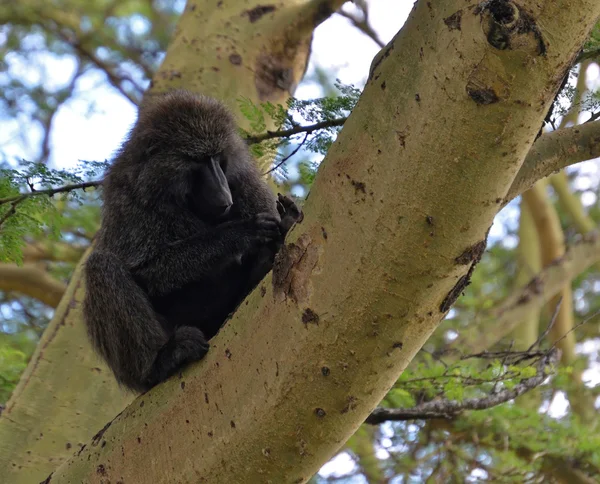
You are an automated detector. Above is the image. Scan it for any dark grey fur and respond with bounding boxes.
[83,90,301,393]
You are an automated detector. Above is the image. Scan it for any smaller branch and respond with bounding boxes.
[263,132,309,175]
[0,181,101,229]
[338,4,385,48]
[0,181,101,206]
[246,117,346,144]
[507,120,600,203]
[576,47,600,63]
[365,349,558,424]
[526,297,562,352]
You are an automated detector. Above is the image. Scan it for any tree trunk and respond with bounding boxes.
[47,1,600,483]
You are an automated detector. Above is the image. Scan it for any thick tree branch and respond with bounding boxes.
[21,241,87,263]
[0,264,66,307]
[507,121,600,202]
[365,349,558,424]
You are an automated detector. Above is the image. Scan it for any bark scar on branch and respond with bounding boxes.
[273,234,319,304]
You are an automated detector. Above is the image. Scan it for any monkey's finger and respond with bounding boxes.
[276,200,285,217]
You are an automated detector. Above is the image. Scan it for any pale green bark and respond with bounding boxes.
[507,120,600,202]
[0,252,132,482]
[47,1,600,482]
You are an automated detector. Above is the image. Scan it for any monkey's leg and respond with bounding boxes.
[144,326,209,389]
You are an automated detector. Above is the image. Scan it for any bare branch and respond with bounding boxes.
[0,181,101,206]
[365,349,559,424]
[0,181,101,229]
[245,117,346,145]
[338,1,386,48]
[507,121,600,202]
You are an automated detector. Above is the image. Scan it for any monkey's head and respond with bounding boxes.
[122,90,248,220]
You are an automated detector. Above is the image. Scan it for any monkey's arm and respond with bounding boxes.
[132,215,280,297]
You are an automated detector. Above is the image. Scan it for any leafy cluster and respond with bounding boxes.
[239,80,360,182]
[0,160,106,264]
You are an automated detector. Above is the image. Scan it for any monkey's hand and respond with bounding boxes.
[219,213,282,256]
[276,193,303,236]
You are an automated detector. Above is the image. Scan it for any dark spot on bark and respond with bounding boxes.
[444,10,462,30]
[262,448,271,456]
[321,226,328,240]
[137,437,141,444]
[189,3,196,11]
[208,431,213,437]
[65,442,72,450]
[205,392,209,404]
[211,66,220,72]
[495,197,503,203]
[426,215,434,226]
[396,131,407,148]
[217,0,223,6]
[244,5,276,22]
[96,464,106,476]
[260,285,266,297]
[229,53,242,65]
[225,348,232,359]
[392,342,404,349]
[488,0,517,24]
[180,381,185,390]
[76,444,86,456]
[455,240,486,265]
[350,179,366,194]
[341,396,358,414]
[466,84,499,105]
[255,53,294,99]
[440,274,470,312]
[314,1,332,24]
[273,234,318,304]
[230,420,236,428]
[368,42,394,81]
[101,441,106,448]
[415,93,421,102]
[91,421,111,447]
[441,231,488,312]
[315,408,326,418]
[381,81,386,90]
[321,366,330,376]
[302,308,319,325]
[139,400,144,407]
[479,0,546,54]
[40,473,53,484]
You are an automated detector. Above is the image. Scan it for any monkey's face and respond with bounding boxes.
[187,153,233,221]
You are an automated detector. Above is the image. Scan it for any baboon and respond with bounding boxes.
[84,90,302,392]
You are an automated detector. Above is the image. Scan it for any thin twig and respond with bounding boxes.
[0,181,102,206]
[246,117,346,145]
[526,297,562,352]
[263,132,310,175]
